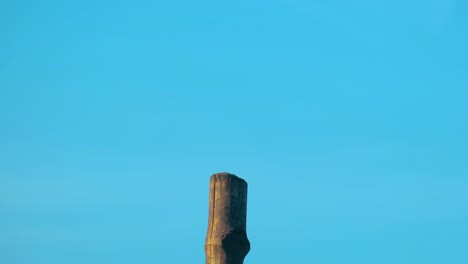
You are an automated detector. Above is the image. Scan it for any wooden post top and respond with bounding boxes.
[205,172,250,264]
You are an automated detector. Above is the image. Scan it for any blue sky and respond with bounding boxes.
[1,0,468,263]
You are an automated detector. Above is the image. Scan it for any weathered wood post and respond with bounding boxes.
[205,172,250,264]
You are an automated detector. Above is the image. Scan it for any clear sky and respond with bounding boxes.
[1,0,468,263]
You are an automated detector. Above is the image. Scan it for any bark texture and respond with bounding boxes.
[205,173,250,264]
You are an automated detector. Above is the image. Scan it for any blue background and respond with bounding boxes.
[2,0,468,263]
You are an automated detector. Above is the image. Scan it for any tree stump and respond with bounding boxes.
[205,173,250,264]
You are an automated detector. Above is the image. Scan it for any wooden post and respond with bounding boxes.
[205,173,250,264]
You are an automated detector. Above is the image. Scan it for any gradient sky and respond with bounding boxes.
[1,0,468,263]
